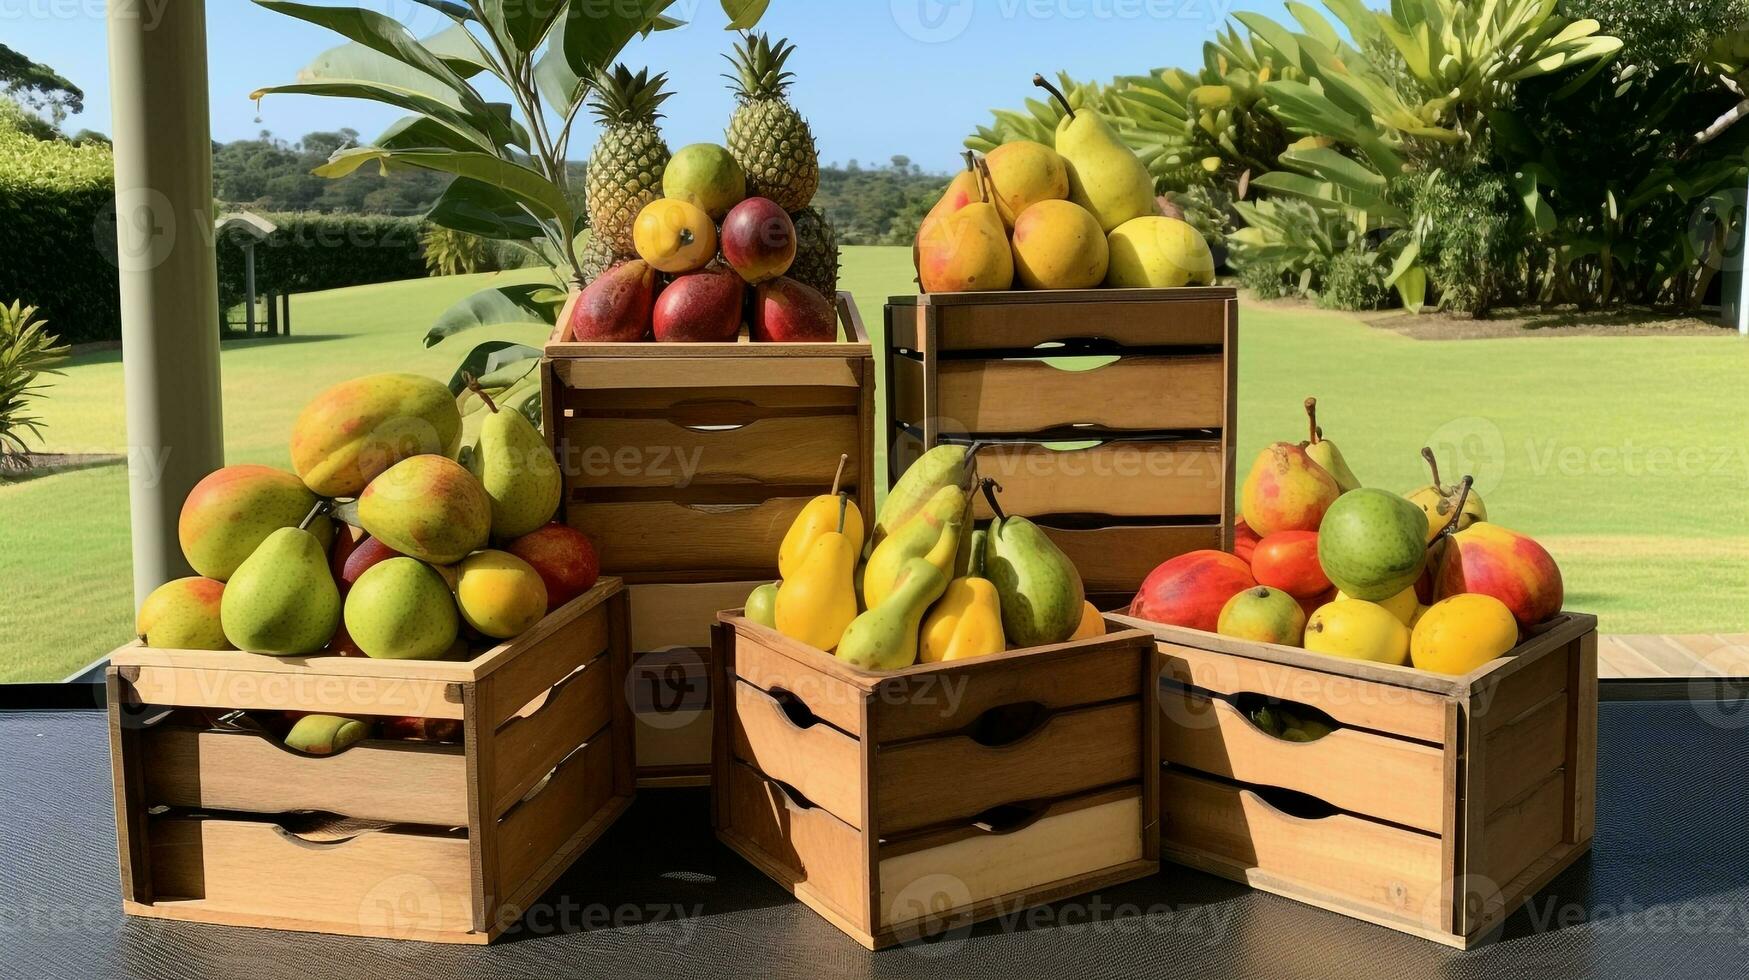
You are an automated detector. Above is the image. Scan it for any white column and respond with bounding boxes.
[108,0,225,604]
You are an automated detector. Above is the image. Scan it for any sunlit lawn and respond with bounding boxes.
[3,246,1745,681]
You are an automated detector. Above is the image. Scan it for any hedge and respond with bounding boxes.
[0,126,121,345]
[216,212,428,316]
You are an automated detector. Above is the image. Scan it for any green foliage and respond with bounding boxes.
[216,213,428,317]
[1563,0,1748,67]
[1229,197,1354,299]
[0,43,82,125]
[422,224,497,277]
[1406,167,1525,316]
[813,160,948,245]
[0,123,120,344]
[0,300,69,469]
[1317,247,1392,312]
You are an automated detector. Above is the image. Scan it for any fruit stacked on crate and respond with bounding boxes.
[564,34,842,343]
[741,445,1105,666]
[916,74,1214,293]
[1129,397,1565,675]
[134,371,601,750]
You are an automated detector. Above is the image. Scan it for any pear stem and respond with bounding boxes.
[1421,447,1443,491]
[961,149,976,174]
[1437,476,1474,540]
[1033,73,1075,119]
[979,478,1008,522]
[973,157,995,207]
[836,492,849,535]
[298,499,333,532]
[830,453,848,497]
[1305,397,1320,445]
[463,373,500,415]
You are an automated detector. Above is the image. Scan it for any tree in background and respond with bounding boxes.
[0,44,81,129]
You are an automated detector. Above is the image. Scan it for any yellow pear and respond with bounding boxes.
[984,140,1070,228]
[916,159,1014,293]
[778,455,864,579]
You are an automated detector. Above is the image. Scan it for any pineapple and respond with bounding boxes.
[724,34,820,212]
[585,66,673,256]
[578,231,630,285]
[788,207,840,299]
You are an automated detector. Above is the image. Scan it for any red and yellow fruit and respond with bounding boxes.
[1239,443,1341,536]
[1410,594,1519,675]
[1249,530,1330,599]
[289,373,461,498]
[633,198,717,273]
[1304,599,1410,665]
[753,277,837,342]
[356,455,491,566]
[1129,550,1257,633]
[506,523,600,611]
[566,259,656,342]
[1217,586,1306,646]
[137,577,230,650]
[179,465,332,581]
[453,551,549,640]
[1433,521,1563,628]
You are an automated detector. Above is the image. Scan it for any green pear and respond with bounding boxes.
[745,582,780,628]
[220,504,341,656]
[874,443,981,551]
[836,556,948,671]
[1035,74,1156,233]
[344,557,460,660]
[980,480,1085,647]
[1317,489,1428,601]
[862,484,966,610]
[1302,397,1361,492]
[468,379,562,541]
[285,714,371,755]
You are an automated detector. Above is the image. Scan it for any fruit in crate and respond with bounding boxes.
[357,455,492,566]
[752,276,837,342]
[914,154,979,271]
[567,259,656,342]
[873,443,980,549]
[981,480,1086,647]
[290,373,463,497]
[1032,74,1156,233]
[1340,584,1420,627]
[1070,601,1106,640]
[837,557,949,670]
[1105,216,1216,288]
[920,526,1006,662]
[863,484,966,610]
[634,198,717,274]
[380,716,463,743]
[724,34,820,212]
[1410,594,1519,675]
[220,503,342,656]
[331,531,400,595]
[1406,447,1487,543]
[1303,599,1410,665]
[180,464,333,580]
[775,495,859,651]
[654,262,744,342]
[789,206,841,298]
[916,159,1014,293]
[1297,588,1336,620]
[1431,480,1563,627]
[344,557,460,660]
[721,197,797,283]
[1231,518,1262,563]
[663,142,746,220]
[1301,398,1361,492]
[1128,550,1256,633]
[578,233,629,285]
[1318,489,1429,601]
[745,582,780,628]
[1249,530,1330,599]
[1217,586,1306,647]
[137,577,230,650]
[1011,199,1109,290]
[506,523,600,611]
[983,140,1070,228]
[1239,443,1340,535]
[284,714,371,755]
[778,455,863,580]
[586,65,673,255]
[454,551,548,640]
[468,379,562,540]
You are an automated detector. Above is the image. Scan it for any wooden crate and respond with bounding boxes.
[1107,609,1598,948]
[885,288,1239,601]
[546,294,876,785]
[106,579,635,944]
[711,612,1160,949]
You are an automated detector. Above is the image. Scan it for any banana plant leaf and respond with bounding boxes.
[722,0,772,30]
[252,81,497,153]
[317,147,570,221]
[428,177,548,240]
[482,0,567,54]
[425,284,566,348]
[252,1,482,108]
[563,0,683,79]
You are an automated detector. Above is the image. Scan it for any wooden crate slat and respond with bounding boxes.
[491,654,613,816]
[564,414,860,490]
[966,440,1225,519]
[494,732,617,898]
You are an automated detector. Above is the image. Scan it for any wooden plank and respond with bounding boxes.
[1479,768,1566,891]
[1478,691,1570,816]
[730,628,868,737]
[120,665,465,721]
[1160,693,1445,833]
[892,286,1238,307]
[1472,647,1570,735]
[463,677,497,934]
[629,581,765,652]
[491,655,612,815]
[567,497,807,578]
[966,440,1225,519]
[109,644,478,682]
[469,579,621,681]
[894,354,1225,434]
[875,701,1142,835]
[108,671,151,904]
[564,414,860,490]
[142,728,469,827]
[1219,297,1238,550]
[887,298,1228,351]
[1569,632,1598,845]
[731,680,865,828]
[720,761,869,931]
[486,604,609,730]
[148,817,475,937]
[873,638,1144,741]
[1045,522,1220,596]
[1152,642,1452,743]
[494,733,615,897]
[554,355,862,391]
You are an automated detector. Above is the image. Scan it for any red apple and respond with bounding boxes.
[752,277,837,343]
[1232,518,1262,564]
[324,622,367,657]
[721,197,796,284]
[506,523,601,611]
[1433,523,1563,628]
[380,716,463,743]
[1250,530,1331,599]
[568,259,656,341]
[1296,587,1336,620]
[653,262,744,342]
[1129,550,1257,633]
[331,534,400,595]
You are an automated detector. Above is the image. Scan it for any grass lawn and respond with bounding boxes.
[3,246,1745,681]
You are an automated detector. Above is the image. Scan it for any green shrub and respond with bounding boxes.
[215,212,427,317]
[421,225,496,277]
[1408,168,1526,316]
[1237,258,1297,300]
[0,124,120,345]
[1318,248,1393,311]
[0,300,69,469]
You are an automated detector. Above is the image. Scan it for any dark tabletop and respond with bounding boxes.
[3,701,1746,980]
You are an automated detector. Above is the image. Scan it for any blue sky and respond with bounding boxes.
[10,0,1317,171]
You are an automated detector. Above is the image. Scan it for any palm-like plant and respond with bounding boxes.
[0,301,69,471]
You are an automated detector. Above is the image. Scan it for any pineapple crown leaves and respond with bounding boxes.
[587,65,674,127]
[723,32,798,102]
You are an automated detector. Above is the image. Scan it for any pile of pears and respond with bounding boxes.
[1130,397,1565,677]
[135,372,594,664]
[915,75,1214,294]
[743,447,1103,669]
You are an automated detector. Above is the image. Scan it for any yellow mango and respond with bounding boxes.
[1304,599,1410,665]
[1410,594,1519,675]
[1069,600,1106,641]
[919,577,1005,663]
